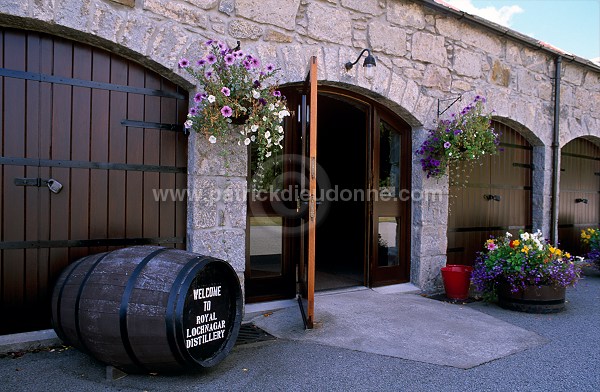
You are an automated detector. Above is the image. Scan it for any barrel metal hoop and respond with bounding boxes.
[74,252,111,353]
[165,255,206,367]
[119,247,169,371]
[53,255,92,344]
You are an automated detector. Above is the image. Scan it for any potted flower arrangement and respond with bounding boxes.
[471,230,583,313]
[416,96,500,179]
[179,40,291,165]
[581,227,600,269]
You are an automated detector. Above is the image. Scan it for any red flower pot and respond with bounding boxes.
[441,265,473,300]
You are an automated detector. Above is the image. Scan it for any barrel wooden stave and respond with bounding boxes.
[51,246,242,373]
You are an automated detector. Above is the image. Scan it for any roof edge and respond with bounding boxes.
[414,0,600,73]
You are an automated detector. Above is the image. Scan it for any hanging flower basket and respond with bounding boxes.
[416,96,500,179]
[179,40,291,165]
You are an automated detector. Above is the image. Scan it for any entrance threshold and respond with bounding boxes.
[371,283,421,295]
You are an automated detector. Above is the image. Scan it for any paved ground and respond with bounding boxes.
[1,268,599,391]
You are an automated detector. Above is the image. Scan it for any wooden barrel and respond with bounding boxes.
[497,284,566,314]
[51,246,243,373]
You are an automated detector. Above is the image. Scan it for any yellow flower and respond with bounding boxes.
[521,246,529,254]
[513,240,520,247]
[565,252,571,258]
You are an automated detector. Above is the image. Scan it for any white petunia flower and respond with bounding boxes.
[252,90,260,99]
[277,125,284,133]
[266,151,271,157]
[209,135,217,143]
[269,104,275,111]
[251,124,259,132]
[265,131,271,139]
[250,135,256,142]
[207,95,216,103]
[506,232,512,237]
[244,138,251,145]
[184,120,193,129]
[520,232,530,241]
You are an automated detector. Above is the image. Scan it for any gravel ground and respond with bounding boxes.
[1,268,599,392]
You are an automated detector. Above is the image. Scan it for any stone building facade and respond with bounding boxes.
[1,0,598,297]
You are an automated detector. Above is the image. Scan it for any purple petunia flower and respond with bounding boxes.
[258,98,267,106]
[189,107,198,115]
[221,106,233,117]
[205,39,214,46]
[243,60,251,70]
[194,93,203,103]
[197,59,206,66]
[206,53,217,64]
[224,54,235,65]
[205,71,213,78]
[178,58,189,68]
[251,58,260,68]
[444,141,451,149]
[272,90,281,97]
[235,51,244,58]
[253,80,261,88]
[221,87,231,97]
[265,63,275,72]
[454,129,462,135]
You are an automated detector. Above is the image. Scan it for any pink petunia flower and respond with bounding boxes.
[221,106,233,117]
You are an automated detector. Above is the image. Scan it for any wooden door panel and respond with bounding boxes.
[448,122,532,265]
[0,28,189,334]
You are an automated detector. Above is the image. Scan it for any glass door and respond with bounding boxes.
[370,110,411,285]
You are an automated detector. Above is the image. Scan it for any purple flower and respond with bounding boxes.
[444,142,451,149]
[234,51,244,58]
[224,54,235,65]
[189,107,198,115]
[221,106,233,117]
[265,63,275,72]
[258,98,267,106]
[454,129,462,135]
[243,60,251,70]
[194,93,203,103]
[178,58,189,68]
[206,53,217,64]
[221,87,230,97]
[273,90,281,97]
[205,71,213,78]
[251,58,260,68]
[205,40,214,46]
[197,59,207,66]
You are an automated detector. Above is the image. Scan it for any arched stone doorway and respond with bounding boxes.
[0,28,189,334]
[558,138,600,256]
[245,86,412,301]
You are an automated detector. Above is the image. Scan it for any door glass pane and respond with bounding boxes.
[379,121,401,198]
[249,216,283,277]
[378,217,400,266]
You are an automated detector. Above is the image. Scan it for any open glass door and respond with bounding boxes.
[370,110,411,285]
[298,56,318,329]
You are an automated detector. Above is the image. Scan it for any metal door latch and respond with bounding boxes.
[14,177,63,194]
[484,194,501,202]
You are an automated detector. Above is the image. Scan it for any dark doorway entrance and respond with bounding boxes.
[314,94,367,291]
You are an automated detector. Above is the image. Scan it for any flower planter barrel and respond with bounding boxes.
[51,246,243,373]
[498,284,566,314]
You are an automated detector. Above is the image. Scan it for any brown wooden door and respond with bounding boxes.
[447,122,532,265]
[0,29,188,334]
[370,109,412,285]
[559,139,600,255]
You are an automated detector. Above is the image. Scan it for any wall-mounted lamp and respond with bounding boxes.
[345,48,376,80]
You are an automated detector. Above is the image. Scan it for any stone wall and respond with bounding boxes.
[1,0,599,292]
